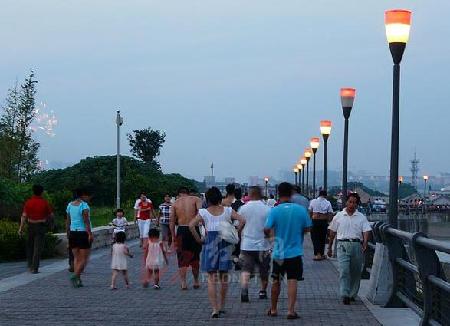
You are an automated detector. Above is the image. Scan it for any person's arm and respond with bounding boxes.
[18,212,27,236]
[125,245,133,258]
[327,230,336,257]
[169,205,177,249]
[133,200,139,223]
[82,207,93,243]
[230,210,245,232]
[362,231,370,252]
[189,215,204,244]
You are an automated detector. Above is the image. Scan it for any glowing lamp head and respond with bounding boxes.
[296,163,302,170]
[385,9,412,44]
[264,177,269,183]
[320,120,332,136]
[304,148,312,159]
[399,176,404,183]
[310,137,320,150]
[340,88,356,109]
[300,157,307,166]
[293,168,299,173]
[423,175,429,181]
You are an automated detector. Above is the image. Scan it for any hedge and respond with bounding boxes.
[0,220,60,262]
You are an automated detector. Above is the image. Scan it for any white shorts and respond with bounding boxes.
[137,219,151,239]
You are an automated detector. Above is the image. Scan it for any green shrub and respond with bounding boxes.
[0,220,60,262]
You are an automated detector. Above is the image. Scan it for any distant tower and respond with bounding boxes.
[410,151,419,190]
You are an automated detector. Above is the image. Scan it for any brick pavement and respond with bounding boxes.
[0,239,380,326]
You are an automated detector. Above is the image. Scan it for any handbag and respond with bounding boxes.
[218,220,239,245]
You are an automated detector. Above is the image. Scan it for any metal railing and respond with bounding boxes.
[367,222,450,326]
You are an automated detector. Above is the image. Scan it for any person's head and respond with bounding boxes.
[292,185,301,194]
[178,186,189,196]
[116,208,124,218]
[205,187,222,206]
[244,192,248,197]
[249,186,262,200]
[140,192,147,201]
[32,185,44,196]
[235,188,242,201]
[164,194,171,203]
[115,231,126,243]
[270,194,275,199]
[346,193,361,212]
[278,182,293,200]
[75,188,90,202]
[319,190,327,198]
[225,184,235,197]
[148,228,160,241]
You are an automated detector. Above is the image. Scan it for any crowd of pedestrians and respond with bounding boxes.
[18,182,372,319]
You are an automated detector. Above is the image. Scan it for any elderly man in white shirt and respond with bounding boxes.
[327,192,372,305]
[309,190,334,261]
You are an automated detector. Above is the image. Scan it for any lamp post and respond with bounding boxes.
[293,167,299,186]
[300,157,307,195]
[304,148,312,197]
[296,163,303,189]
[310,137,320,198]
[264,177,269,197]
[385,9,412,228]
[116,110,123,209]
[320,120,332,192]
[423,175,428,198]
[340,87,356,204]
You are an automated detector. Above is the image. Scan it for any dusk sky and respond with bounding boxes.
[1,0,449,182]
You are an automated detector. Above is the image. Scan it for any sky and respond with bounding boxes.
[1,0,449,182]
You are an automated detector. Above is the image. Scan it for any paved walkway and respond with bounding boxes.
[0,239,380,325]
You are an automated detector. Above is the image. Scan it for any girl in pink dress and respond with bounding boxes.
[143,228,168,289]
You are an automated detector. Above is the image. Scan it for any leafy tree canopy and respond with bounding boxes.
[127,127,166,170]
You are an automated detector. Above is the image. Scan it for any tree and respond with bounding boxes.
[0,72,40,182]
[127,127,166,170]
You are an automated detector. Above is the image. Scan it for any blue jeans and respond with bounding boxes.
[337,241,364,298]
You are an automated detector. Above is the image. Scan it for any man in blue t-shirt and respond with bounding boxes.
[264,182,312,319]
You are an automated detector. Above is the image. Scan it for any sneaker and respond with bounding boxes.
[342,297,350,305]
[153,284,160,290]
[259,290,268,299]
[70,275,79,288]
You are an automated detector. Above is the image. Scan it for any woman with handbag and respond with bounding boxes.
[189,187,245,319]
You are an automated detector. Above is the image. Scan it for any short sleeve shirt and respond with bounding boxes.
[67,201,91,231]
[238,201,271,251]
[309,197,333,214]
[23,196,52,221]
[328,209,372,240]
[158,203,171,224]
[264,203,312,260]
[134,199,153,220]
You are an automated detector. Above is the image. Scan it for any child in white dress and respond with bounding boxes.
[110,208,128,242]
[111,232,133,289]
[143,228,168,289]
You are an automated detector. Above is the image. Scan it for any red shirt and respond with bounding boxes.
[138,201,153,220]
[23,196,52,221]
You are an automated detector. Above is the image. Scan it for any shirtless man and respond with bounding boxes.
[170,186,202,290]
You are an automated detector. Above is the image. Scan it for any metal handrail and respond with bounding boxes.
[369,222,450,326]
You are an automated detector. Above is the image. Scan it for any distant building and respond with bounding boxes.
[224,177,235,184]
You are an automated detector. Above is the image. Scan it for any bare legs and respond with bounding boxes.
[111,270,129,289]
[72,248,90,278]
[270,279,280,314]
[143,268,160,287]
[270,279,298,316]
[207,272,229,316]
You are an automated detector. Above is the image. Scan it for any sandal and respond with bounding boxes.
[267,309,278,317]
[287,312,299,320]
[193,284,200,289]
[211,312,219,318]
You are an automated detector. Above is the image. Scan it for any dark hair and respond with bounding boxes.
[270,194,275,199]
[249,186,262,199]
[164,194,171,197]
[206,187,222,206]
[116,208,124,214]
[235,188,242,200]
[225,184,235,196]
[319,190,328,197]
[148,228,160,239]
[292,185,301,194]
[178,187,189,195]
[140,192,147,197]
[75,188,90,198]
[115,231,126,243]
[278,182,293,198]
[32,185,44,196]
[347,192,361,205]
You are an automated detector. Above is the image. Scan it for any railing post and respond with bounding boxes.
[410,232,444,326]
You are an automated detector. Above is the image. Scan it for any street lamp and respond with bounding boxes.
[300,157,307,195]
[320,120,332,191]
[116,110,123,209]
[296,163,303,190]
[310,137,320,198]
[423,175,429,197]
[340,87,356,204]
[385,9,412,228]
[264,177,269,197]
[398,176,403,184]
[304,148,312,197]
[293,167,299,186]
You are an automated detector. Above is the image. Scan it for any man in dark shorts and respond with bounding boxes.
[264,182,312,319]
[170,187,202,290]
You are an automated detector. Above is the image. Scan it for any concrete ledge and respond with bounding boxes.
[54,224,139,256]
